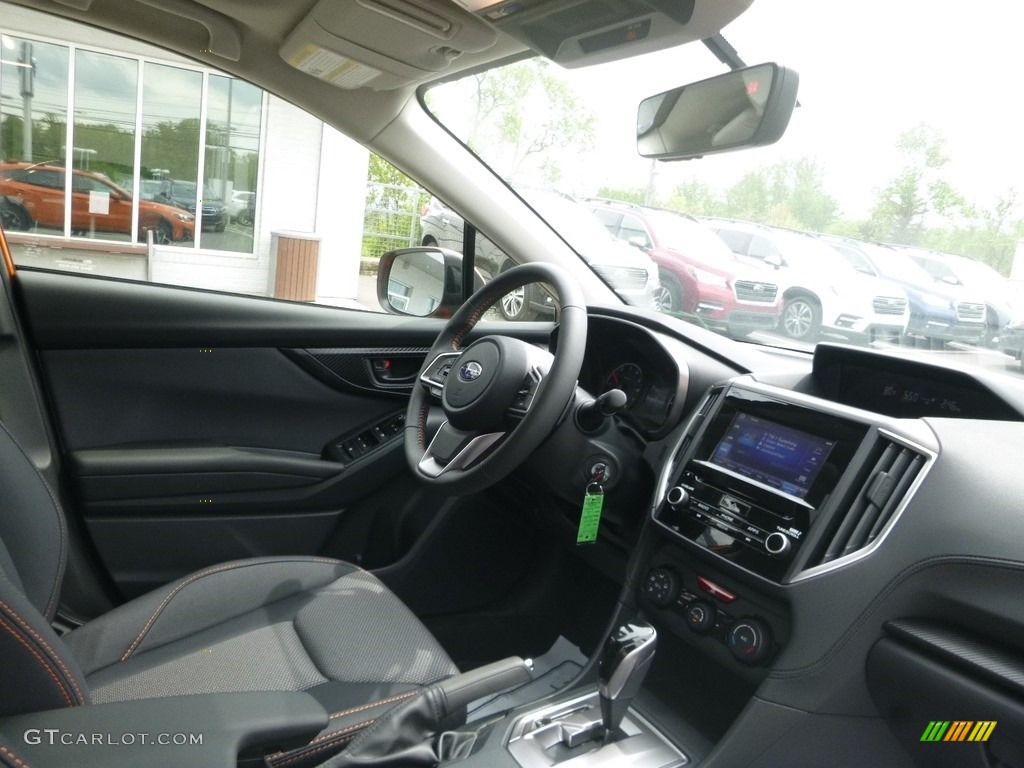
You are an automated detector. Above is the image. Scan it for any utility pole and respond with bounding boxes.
[19,41,34,161]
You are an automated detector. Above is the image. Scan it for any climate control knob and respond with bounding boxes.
[666,486,689,507]
[684,599,717,635]
[728,617,773,665]
[764,532,792,558]
[642,567,680,608]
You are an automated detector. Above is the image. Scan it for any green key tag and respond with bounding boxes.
[576,483,604,545]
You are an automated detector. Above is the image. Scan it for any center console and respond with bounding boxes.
[639,380,931,673]
[653,384,869,583]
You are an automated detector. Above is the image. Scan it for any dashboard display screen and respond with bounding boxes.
[709,413,836,499]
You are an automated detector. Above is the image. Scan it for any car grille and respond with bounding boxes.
[955,301,986,322]
[872,296,907,315]
[592,265,648,289]
[734,281,778,303]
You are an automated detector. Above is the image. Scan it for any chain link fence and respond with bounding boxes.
[361,182,429,263]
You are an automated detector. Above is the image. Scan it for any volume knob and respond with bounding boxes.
[666,486,689,507]
[764,532,792,558]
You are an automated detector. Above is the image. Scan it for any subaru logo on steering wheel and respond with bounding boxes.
[459,361,483,381]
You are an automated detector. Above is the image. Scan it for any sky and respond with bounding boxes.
[434,0,1024,222]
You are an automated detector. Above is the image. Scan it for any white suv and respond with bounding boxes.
[708,220,909,343]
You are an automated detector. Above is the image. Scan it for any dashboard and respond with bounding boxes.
[573,312,1024,766]
[577,315,690,437]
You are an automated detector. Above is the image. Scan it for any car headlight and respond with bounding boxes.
[690,267,729,288]
[922,293,952,309]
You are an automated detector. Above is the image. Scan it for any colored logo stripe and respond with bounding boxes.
[921,721,949,741]
[920,720,996,742]
[968,721,997,742]
[944,721,973,741]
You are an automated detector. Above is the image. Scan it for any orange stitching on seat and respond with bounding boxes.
[0,743,30,768]
[0,600,85,705]
[327,690,418,720]
[0,615,73,707]
[268,719,374,768]
[121,557,342,661]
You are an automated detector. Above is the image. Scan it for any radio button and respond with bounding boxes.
[765,532,792,558]
[666,486,689,507]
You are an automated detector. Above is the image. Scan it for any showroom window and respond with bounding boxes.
[0,29,262,253]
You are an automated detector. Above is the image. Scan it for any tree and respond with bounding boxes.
[664,179,720,217]
[868,124,964,244]
[439,60,596,183]
[720,157,838,230]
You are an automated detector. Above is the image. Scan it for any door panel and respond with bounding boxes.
[15,268,551,597]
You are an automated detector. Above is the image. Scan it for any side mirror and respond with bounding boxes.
[627,236,650,251]
[637,63,799,161]
[940,274,961,286]
[376,247,476,317]
[764,254,784,269]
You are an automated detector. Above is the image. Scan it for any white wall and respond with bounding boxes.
[316,126,369,301]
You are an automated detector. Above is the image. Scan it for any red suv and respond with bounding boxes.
[588,201,781,337]
[0,163,195,243]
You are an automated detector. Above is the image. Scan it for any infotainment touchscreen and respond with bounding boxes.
[709,412,836,499]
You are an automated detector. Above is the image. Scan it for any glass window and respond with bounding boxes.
[748,235,781,261]
[202,74,261,252]
[139,62,201,246]
[590,207,621,232]
[714,229,750,255]
[0,36,69,233]
[72,49,137,242]
[618,214,651,247]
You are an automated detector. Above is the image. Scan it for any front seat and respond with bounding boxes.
[0,419,460,765]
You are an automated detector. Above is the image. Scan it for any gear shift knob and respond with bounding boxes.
[597,621,657,736]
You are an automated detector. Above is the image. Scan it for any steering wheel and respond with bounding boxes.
[405,262,587,495]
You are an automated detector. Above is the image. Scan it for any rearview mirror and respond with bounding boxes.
[637,63,799,161]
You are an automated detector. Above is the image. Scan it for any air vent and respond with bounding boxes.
[804,433,930,574]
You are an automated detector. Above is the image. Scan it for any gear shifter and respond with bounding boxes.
[597,622,657,738]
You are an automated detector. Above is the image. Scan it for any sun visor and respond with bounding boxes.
[281,0,497,90]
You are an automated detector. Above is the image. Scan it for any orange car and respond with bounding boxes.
[0,162,195,243]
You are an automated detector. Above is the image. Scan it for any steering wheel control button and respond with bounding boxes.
[666,486,689,507]
[695,575,737,604]
[728,618,773,665]
[765,531,793,558]
[685,600,717,634]
[643,567,679,607]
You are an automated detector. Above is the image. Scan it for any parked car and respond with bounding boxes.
[153,179,227,232]
[0,162,195,243]
[421,190,659,320]
[822,237,990,347]
[227,190,255,223]
[588,200,782,337]
[902,246,1017,343]
[1002,318,1024,369]
[707,220,910,343]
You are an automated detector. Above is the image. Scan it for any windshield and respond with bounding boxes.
[860,243,937,285]
[644,210,732,259]
[425,0,1022,373]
